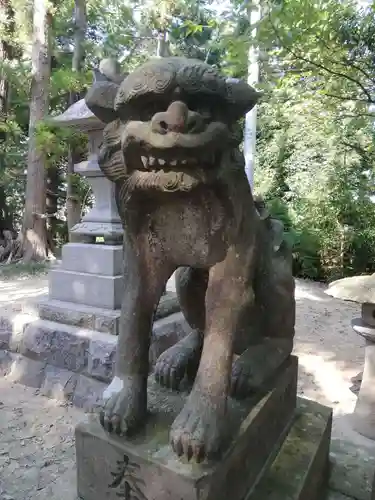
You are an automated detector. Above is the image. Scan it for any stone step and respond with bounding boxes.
[0,311,191,412]
[247,398,332,500]
[9,312,189,383]
[38,291,180,335]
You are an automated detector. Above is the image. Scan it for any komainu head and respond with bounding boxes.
[86,57,260,194]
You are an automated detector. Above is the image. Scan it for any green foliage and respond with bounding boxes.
[1,0,375,277]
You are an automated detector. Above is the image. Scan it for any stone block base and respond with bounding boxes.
[61,243,123,276]
[248,398,332,500]
[49,268,123,309]
[75,357,299,500]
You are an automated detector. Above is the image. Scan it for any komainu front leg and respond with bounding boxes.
[231,338,293,400]
[101,241,171,436]
[170,256,254,462]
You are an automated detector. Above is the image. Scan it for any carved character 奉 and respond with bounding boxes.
[85,57,296,463]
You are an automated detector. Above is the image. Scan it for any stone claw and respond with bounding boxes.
[154,332,202,391]
[170,392,223,463]
[100,376,147,435]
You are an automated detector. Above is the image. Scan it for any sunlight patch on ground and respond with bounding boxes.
[297,353,357,415]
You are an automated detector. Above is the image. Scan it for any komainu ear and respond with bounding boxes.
[225,78,262,120]
[85,58,128,124]
[85,81,120,124]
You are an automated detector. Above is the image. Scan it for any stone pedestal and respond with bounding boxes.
[49,244,123,309]
[69,135,123,245]
[75,357,333,500]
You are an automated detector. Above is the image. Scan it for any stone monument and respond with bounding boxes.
[75,57,333,499]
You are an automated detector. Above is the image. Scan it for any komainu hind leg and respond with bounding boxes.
[231,338,293,399]
[231,239,295,400]
[154,267,208,390]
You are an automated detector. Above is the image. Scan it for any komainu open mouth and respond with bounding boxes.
[124,150,221,193]
[138,150,218,171]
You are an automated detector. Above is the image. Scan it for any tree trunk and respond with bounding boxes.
[66,0,87,240]
[21,0,52,262]
[0,0,15,237]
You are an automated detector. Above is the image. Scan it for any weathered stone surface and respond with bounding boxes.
[1,312,37,352]
[94,314,119,335]
[248,398,332,500]
[40,364,78,401]
[330,438,375,500]
[76,358,297,500]
[73,374,106,412]
[19,320,55,359]
[39,299,97,331]
[7,354,46,388]
[13,314,188,387]
[87,333,117,382]
[149,312,190,366]
[0,349,13,375]
[48,325,89,372]
[0,316,12,348]
[21,320,89,372]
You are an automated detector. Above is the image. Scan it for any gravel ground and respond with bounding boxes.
[0,276,370,499]
[0,381,80,500]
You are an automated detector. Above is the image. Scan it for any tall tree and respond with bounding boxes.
[66,0,87,239]
[0,0,16,236]
[21,0,53,261]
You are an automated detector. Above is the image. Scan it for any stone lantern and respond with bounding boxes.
[327,273,375,439]
[43,98,124,311]
[52,99,123,245]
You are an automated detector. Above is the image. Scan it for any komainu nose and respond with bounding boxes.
[152,101,193,134]
[165,101,189,132]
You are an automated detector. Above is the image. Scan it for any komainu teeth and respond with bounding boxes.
[158,159,165,166]
[149,156,155,166]
[141,156,148,168]
[182,159,187,165]
[171,160,177,166]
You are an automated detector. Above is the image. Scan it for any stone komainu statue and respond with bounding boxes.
[85,57,295,462]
